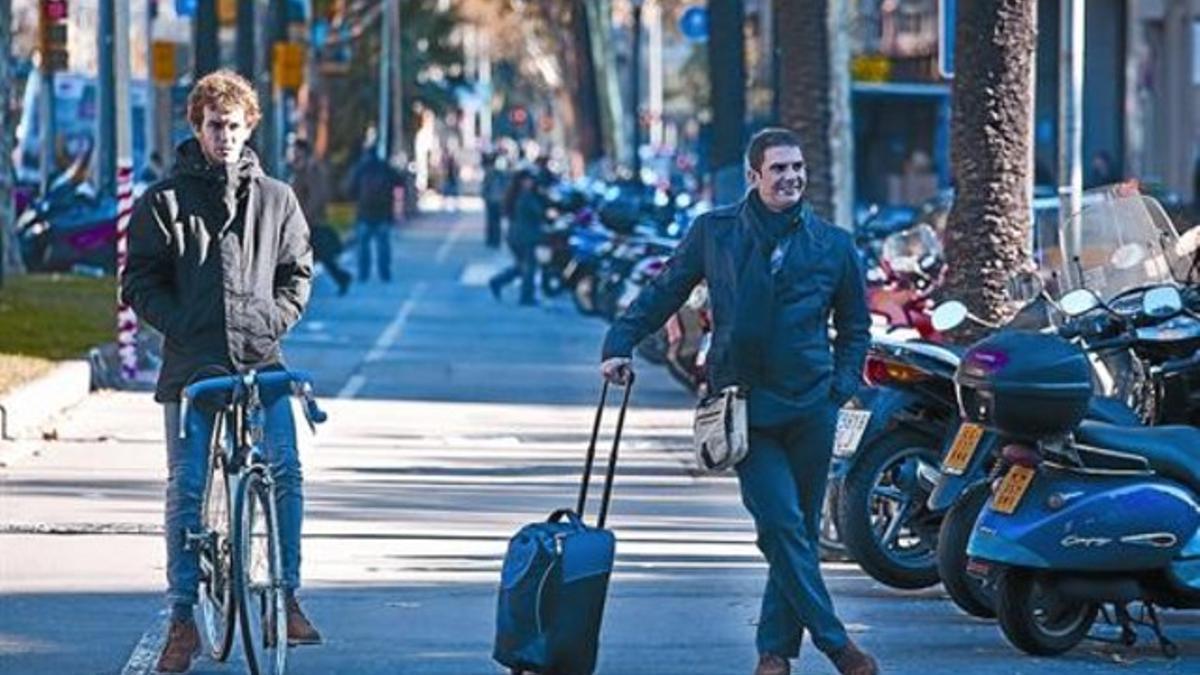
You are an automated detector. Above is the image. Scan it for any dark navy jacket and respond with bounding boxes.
[602,198,870,423]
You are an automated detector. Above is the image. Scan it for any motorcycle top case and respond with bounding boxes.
[955,331,1093,439]
[494,510,616,675]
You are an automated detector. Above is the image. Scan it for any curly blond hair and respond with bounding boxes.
[187,69,262,131]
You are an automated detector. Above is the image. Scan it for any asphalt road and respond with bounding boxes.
[2,206,1197,674]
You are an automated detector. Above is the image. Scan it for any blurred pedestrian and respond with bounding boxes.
[121,69,321,674]
[290,138,350,296]
[488,169,543,306]
[442,151,461,210]
[481,152,509,248]
[599,128,878,675]
[344,141,403,283]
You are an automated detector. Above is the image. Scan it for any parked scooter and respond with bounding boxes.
[936,190,1200,620]
[957,193,1200,657]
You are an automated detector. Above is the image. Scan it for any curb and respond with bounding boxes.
[0,359,92,450]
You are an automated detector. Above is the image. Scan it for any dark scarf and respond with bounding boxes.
[730,191,810,386]
[174,138,262,233]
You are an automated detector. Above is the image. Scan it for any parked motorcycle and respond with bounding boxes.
[957,194,1200,657]
[936,191,1200,620]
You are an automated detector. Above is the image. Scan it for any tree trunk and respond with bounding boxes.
[708,0,746,205]
[566,1,604,165]
[942,0,1037,339]
[775,0,853,226]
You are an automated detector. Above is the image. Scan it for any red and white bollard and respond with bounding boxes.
[115,160,138,380]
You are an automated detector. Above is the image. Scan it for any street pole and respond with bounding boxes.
[388,0,404,165]
[237,0,256,81]
[112,0,139,380]
[194,0,219,80]
[98,0,116,198]
[646,0,663,149]
[38,2,56,195]
[0,0,11,287]
[1058,0,1084,238]
[378,0,391,159]
[480,30,493,147]
[629,0,643,179]
[144,1,156,169]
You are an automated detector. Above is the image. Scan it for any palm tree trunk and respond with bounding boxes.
[942,0,1038,337]
[775,0,833,220]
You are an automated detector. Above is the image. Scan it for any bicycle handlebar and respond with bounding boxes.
[179,369,328,439]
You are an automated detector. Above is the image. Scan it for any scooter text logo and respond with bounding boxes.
[1060,534,1113,548]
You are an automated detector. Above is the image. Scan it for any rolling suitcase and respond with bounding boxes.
[493,376,635,675]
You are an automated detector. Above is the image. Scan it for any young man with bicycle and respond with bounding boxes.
[121,69,320,673]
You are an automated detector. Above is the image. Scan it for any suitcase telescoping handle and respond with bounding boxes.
[576,374,635,529]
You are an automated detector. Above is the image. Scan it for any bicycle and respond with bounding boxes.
[180,369,327,675]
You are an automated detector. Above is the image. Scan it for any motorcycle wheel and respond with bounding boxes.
[541,266,566,297]
[837,430,941,589]
[995,567,1097,656]
[937,482,996,618]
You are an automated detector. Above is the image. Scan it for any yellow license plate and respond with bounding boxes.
[941,423,985,475]
[992,465,1036,515]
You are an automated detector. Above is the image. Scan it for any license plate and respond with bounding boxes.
[833,409,872,456]
[992,465,1036,515]
[941,423,985,475]
[535,245,553,264]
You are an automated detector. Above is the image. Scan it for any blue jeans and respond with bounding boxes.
[162,390,304,607]
[356,220,392,282]
[736,403,849,657]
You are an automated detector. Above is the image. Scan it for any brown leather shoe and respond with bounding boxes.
[155,619,200,673]
[286,597,323,645]
[829,640,880,675]
[754,653,791,675]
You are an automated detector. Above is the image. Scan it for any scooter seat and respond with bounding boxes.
[1076,421,1200,492]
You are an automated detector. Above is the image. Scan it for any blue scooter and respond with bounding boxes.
[959,285,1200,657]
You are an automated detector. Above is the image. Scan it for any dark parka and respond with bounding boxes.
[121,139,313,402]
[603,198,870,423]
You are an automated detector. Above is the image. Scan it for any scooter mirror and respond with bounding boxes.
[1142,286,1183,319]
[1060,289,1101,316]
[931,301,969,332]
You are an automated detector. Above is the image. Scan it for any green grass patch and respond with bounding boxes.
[0,273,118,361]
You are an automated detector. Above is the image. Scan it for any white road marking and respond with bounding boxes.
[365,282,427,364]
[338,373,368,399]
[434,218,469,264]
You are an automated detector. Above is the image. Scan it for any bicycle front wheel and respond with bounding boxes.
[233,470,287,675]
[198,459,236,661]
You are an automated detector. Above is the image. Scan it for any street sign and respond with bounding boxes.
[678,5,707,43]
[152,41,176,85]
[273,42,306,90]
[939,0,956,78]
[175,0,196,18]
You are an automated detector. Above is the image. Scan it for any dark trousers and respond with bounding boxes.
[356,220,392,282]
[491,241,536,303]
[485,201,503,248]
[736,403,849,657]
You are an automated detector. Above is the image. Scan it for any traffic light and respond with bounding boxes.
[39,1,69,73]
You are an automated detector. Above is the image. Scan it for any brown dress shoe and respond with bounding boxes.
[155,619,200,673]
[829,640,880,675]
[286,597,323,645]
[754,653,791,675]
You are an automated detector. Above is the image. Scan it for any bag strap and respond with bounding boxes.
[577,374,635,529]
